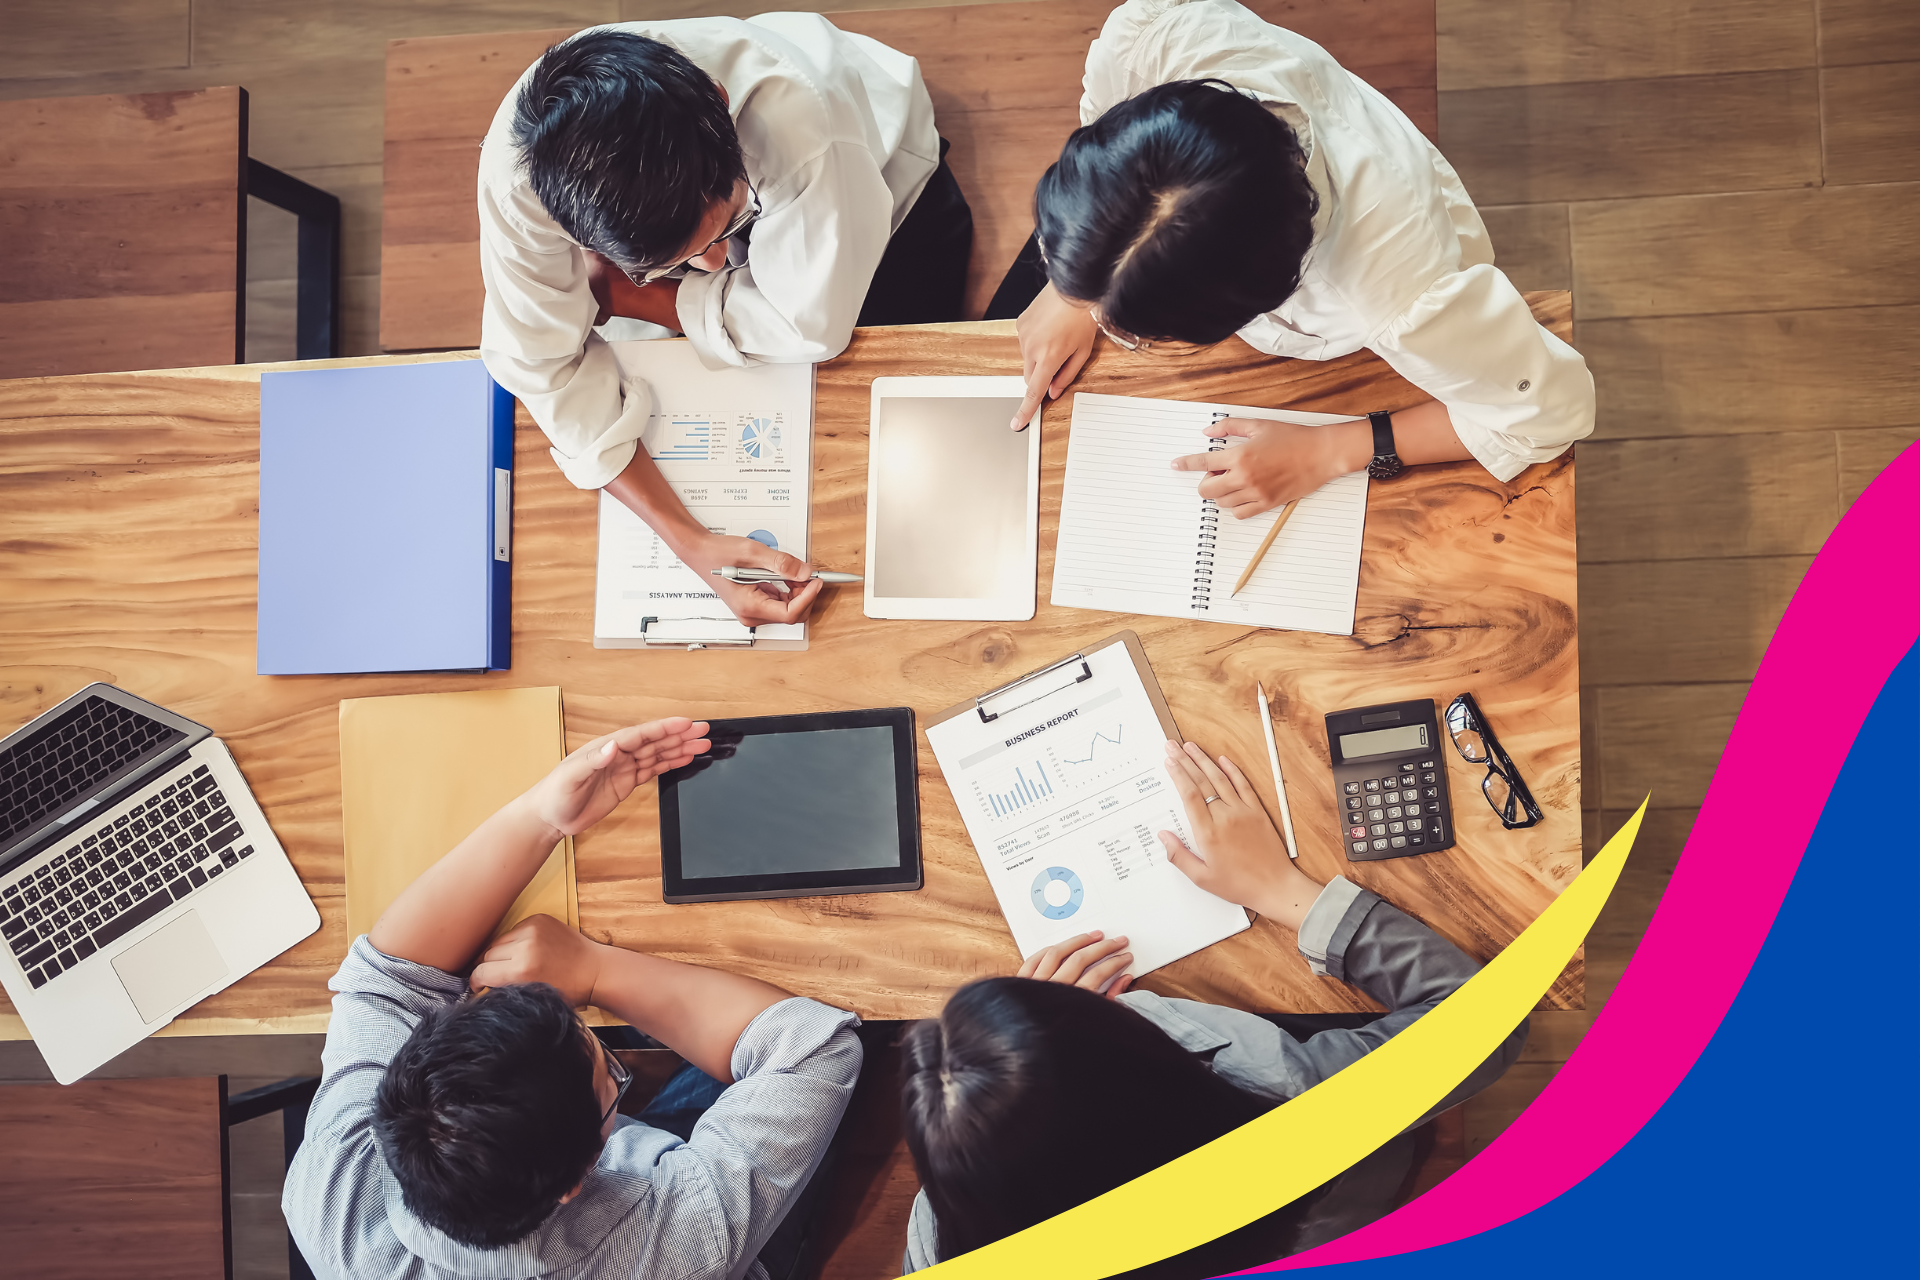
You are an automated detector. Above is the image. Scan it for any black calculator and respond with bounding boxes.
[1325,699,1456,861]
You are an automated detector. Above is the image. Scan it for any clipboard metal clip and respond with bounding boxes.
[975,654,1091,723]
[639,616,758,650]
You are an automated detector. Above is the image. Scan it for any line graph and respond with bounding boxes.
[1046,723,1137,787]
[1060,726,1124,765]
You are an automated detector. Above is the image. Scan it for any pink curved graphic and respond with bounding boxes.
[1262,444,1920,1271]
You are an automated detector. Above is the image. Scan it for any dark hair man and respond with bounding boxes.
[283,718,863,1279]
[993,0,1594,516]
[479,18,972,628]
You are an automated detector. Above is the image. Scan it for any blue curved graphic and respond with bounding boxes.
[746,529,778,550]
[1286,644,1916,1277]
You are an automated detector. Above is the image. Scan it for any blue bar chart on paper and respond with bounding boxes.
[982,760,1055,818]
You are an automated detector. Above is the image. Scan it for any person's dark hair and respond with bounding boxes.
[902,978,1313,1275]
[1033,79,1319,346]
[512,29,746,272]
[374,983,603,1249]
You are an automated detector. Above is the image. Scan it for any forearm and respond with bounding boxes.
[603,446,712,560]
[604,274,682,330]
[369,794,562,972]
[588,945,793,1082]
[1325,400,1477,472]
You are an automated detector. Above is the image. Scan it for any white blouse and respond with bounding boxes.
[1080,0,1593,480]
[478,15,939,489]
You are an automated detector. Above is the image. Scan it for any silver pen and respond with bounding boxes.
[712,566,864,584]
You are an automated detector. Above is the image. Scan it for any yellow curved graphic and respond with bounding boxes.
[922,801,1646,1279]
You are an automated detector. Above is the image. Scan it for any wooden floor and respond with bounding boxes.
[3,1,1917,1276]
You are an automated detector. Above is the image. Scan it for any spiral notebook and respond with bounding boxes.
[1050,393,1370,635]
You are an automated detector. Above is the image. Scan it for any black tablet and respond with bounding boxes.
[659,707,922,903]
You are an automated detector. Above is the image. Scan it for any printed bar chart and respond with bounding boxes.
[983,761,1053,818]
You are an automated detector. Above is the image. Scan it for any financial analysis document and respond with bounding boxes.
[594,342,813,647]
[926,641,1249,976]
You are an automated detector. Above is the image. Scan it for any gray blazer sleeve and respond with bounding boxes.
[1123,876,1528,1125]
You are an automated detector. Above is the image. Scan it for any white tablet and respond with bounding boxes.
[865,376,1040,621]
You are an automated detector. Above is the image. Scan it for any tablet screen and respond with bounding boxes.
[870,395,1029,600]
[675,726,901,877]
[659,708,922,902]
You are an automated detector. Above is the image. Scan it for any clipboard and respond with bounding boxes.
[922,629,1248,976]
[925,630,1179,738]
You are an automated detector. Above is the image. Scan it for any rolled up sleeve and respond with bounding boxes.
[1371,263,1595,481]
[478,187,656,490]
[641,998,863,1277]
[675,143,892,369]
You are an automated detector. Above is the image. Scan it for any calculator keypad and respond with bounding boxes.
[1338,762,1448,859]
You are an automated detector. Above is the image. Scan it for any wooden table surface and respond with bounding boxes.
[0,298,1579,1038]
[380,0,1436,350]
[0,87,247,380]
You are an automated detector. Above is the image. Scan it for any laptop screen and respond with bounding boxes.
[1,696,186,849]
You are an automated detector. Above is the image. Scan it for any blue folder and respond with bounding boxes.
[257,360,514,674]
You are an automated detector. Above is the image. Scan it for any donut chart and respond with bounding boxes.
[1030,866,1084,920]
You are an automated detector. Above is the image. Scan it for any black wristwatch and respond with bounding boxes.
[1366,411,1404,480]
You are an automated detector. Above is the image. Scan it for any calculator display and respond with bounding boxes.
[1338,724,1430,759]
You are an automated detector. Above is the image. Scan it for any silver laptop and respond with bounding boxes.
[0,684,320,1083]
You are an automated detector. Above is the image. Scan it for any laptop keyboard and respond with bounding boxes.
[0,695,186,847]
[0,762,257,990]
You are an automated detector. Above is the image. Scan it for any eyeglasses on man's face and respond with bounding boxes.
[626,186,761,286]
[595,1034,634,1128]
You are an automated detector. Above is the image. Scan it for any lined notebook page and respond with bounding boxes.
[1052,393,1369,635]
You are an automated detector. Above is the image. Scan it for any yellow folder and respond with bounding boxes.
[339,686,577,946]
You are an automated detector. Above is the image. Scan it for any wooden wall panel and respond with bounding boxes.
[0,88,245,378]
[0,1077,226,1279]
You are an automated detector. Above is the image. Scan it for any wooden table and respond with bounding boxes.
[0,298,1579,1039]
[0,88,344,380]
[380,0,1437,350]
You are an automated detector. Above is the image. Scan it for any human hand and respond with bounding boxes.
[522,717,711,839]
[469,913,607,1007]
[1157,740,1324,929]
[1018,929,1135,997]
[1010,283,1099,431]
[1169,417,1371,519]
[686,532,824,627]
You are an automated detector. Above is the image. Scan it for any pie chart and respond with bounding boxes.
[740,417,779,459]
[1030,866,1084,920]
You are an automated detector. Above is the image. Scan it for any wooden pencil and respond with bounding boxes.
[1230,500,1299,596]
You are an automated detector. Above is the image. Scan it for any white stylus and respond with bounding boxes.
[1257,681,1300,860]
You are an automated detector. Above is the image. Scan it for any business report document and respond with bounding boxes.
[926,640,1249,975]
[1052,393,1369,635]
[594,341,813,649]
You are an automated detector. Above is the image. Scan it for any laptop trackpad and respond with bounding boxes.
[112,911,230,1023]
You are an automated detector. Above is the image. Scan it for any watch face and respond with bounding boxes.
[1368,454,1404,480]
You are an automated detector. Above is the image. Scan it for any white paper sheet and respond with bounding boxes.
[594,342,813,649]
[1051,393,1369,636]
[926,641,1250,977]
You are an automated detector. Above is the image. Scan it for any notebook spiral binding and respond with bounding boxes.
[1192,423,1227,609]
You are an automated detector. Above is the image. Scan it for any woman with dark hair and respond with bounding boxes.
[996,0,1593,520]
[899,739,1529,1274]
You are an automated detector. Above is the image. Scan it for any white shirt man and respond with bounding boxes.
[478,15,942,623]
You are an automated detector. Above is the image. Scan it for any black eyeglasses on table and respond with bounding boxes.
[1444,692,1543,830]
